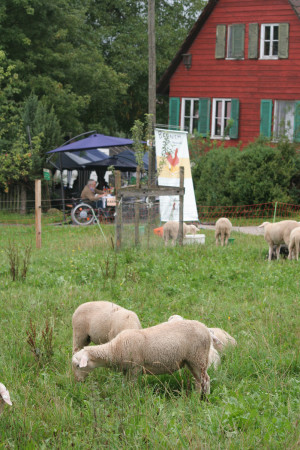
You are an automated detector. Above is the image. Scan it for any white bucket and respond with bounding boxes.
[183,234,205,245]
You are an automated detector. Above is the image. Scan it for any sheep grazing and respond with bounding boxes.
[208,328,237,353]
[72,320,212,395]
[288,227,300,260]
[0,383,12,415]
[167,315,232,369]
[258,220,300,261]
[72,301,142,354]
[215,217,233,246]
[163,221,200,246]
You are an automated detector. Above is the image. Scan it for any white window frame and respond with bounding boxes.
[273,100,295,142]
[260,24,279,60]
[211,98,232,139]
[180,98,199,134]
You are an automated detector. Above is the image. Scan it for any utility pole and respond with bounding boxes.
[148,0,156,186]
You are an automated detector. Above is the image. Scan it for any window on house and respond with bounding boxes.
[273,101,296,141]
[212,99,232,138]
[227,24,245,59]
[260,24,279,59]
[260,99,300,142]
[181,98,199,133]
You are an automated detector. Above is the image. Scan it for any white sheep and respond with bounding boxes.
[167,315,237,367]
[167,315,221,369]
[72,320,212,395]
[163,221,200,246]
[208,328,237,353]
[72,301,142,354]
[0,383,12,415]
[215,217,233,246]
[258,220,300,261]
[288,227,300,260]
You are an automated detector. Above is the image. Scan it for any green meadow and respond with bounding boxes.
[0,224,299,449]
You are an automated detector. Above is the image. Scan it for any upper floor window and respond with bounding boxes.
[181,98,199,133]
[260,24,279,59]
[227,24,245,59]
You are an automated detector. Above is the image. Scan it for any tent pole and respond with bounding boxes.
[59,153,66,222]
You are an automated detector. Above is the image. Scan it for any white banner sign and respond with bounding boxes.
[155,128,199,222]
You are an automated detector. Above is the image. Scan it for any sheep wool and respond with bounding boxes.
[215,218,232,246]
[163,221,200,246]
[72,320,212,396]
[288,227,300,261]
[259,220,300,261]
[0,383,12,415]
[72,301,142,354]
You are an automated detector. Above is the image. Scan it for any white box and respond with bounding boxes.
[183,234,205,245]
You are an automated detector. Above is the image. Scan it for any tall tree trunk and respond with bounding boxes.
[20,184,27,215]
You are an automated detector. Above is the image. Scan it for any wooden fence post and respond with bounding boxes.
[178,167,184,246]
[115,171,122,251]
[134,166,141,246]
[35,179,42,249]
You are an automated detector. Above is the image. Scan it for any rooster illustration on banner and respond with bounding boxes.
[166,148,179,172]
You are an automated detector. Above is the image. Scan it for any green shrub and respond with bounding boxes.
[192,137,300,205]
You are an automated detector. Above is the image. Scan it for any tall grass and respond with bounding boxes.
[0,224,299,448]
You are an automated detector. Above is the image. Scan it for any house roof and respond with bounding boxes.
[157,0,300,95]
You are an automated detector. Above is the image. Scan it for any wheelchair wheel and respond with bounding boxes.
[71,203,95,226]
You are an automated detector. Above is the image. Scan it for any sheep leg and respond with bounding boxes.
[186,364,210,396]
[220,231,225,247]
[268,245,274,261]
[224,232,229,246]
[296,241,300,261]
[276,245,280,260]
[215,233,219,246]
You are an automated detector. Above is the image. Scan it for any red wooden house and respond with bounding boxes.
[157,0,300,146]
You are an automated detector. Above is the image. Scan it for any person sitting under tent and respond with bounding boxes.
[81,179,105,209]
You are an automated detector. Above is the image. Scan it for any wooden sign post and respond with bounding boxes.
[35,179,42,249]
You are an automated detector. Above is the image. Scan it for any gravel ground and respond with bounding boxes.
[198,224,264,236]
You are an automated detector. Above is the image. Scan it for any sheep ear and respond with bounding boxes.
[79,353,89,368]
[212,335,223,347]
[1,391,12,406]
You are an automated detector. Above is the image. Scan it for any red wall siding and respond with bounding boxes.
[169,0,300,146]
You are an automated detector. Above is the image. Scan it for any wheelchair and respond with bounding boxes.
[70,198,115,226]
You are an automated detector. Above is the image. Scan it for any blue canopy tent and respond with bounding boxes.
[85,148,150,171]
[47,133,134,154]
[47,132,139,218]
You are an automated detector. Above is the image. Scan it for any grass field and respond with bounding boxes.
[0,224,299,448]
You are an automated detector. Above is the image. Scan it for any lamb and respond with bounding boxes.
[288,227,300,260]
[258,220,300,261]
[72,301,142,354]
[215,217,232,246]
[208,328,237,353]
[0,383,12,415]
[72,320,212,395]
[163,221,200,246]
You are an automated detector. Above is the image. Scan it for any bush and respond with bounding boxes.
[192,137,300,205]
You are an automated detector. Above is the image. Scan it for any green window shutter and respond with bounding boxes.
[215,25,226,59]
[198,98,211,137]
[229,99,239,138]
[294,102,300,143]
[260,100,273,138]
[278,23,289,59]
[168,97,180,130]
[248,23,258,59]
[228,24,245,59]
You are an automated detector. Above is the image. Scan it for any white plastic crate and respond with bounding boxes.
[183,234,205,245]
